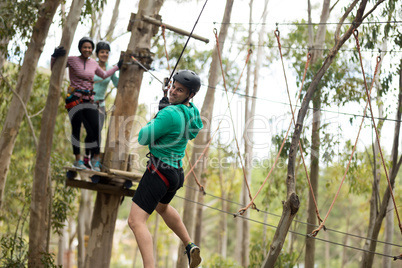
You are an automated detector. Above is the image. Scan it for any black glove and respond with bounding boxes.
[158,96,170,110]
[52,46,66,58]
[117,59,123,69]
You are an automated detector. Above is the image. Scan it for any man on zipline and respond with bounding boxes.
[128,70,203,268]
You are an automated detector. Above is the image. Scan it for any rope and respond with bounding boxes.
[273,29,324,223]
[161,25,171,74]
[183,37,252,190]
[309,44,381,238]
[175,194,402,260]
[184,183,402,248]
[237,31,316,217]
[184,150,204,193]
[213,28,256,208]
[276,30,323,222]
[167,0,209,82]
[352,29,402,234]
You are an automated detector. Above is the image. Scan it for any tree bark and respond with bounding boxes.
[0,0,61,211]
[77,186,92,268]
[361,58,402,268]
[235,0,254,266]
[305,1,330,267]
[262,1,371,266]
[177,0,234,267]
[217,139,228,257]
[105,0,121,42]
[85,1,164,267]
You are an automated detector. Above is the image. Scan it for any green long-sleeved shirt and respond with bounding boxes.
[138,103,203,168]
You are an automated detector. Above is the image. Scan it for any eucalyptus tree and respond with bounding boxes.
[358,1,402,266]
[261,1,386,266]
[176,1,235,267]
[0,0,61,212]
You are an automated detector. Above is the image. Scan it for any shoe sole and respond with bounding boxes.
[73,165,89,170]
[189,247,202,268]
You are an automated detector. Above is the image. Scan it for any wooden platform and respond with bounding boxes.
[64,167,143,195]
[65,178,136,197]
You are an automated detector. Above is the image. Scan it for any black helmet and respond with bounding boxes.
[173,70,201,96]
[78,37,94,53]
[95,41,110,56]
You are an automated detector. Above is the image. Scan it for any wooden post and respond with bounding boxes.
[84,0,165,267]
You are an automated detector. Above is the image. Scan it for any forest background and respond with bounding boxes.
[0,0,401,267]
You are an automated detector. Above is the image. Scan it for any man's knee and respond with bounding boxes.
[155,203,168,214]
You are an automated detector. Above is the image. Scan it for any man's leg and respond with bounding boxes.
[155,203,191,244]
[128,202,154,268]
[156,203,202,267]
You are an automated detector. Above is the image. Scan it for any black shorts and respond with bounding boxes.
[132,157,184,214]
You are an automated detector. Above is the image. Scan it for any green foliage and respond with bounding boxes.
[0,234,28,267]
[50,154,78,235]
[40,251,61,268]
[1,63,77,267]
[82,0,106,20]
[248,240,267,267]
[203,253,242,268]
[0,0,42,60]
[275,251,299,268]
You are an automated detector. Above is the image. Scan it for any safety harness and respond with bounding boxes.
[64,85,95,109]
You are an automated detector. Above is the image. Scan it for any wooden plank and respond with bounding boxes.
[108,168,142,180]
[65,178,136,197]
[63,166,142,182]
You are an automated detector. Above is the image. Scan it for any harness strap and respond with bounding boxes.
[65,99,81,109]
[148,163,170,189]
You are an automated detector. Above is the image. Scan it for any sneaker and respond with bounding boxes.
[185,242,202,268]
[83,156,91,169]
[73,160,88,170]
[91,160,101,172]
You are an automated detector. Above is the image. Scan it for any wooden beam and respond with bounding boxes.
[65,178,135,197]
[64,166,141,182]
[142,15,209,44]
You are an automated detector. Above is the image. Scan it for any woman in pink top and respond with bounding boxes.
[51,37,122,171]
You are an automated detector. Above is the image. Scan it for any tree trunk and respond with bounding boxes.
[85,1,164,267]
[235,1,254,266]
[194,176,206,246]
[361,38,387,265]
[77,186,93,268]
[153,214,160,268]
[27,1,77,267]
[382,197,394,268]
[177,0,234,267]
[361,59,402,268]
[262,1,371,266]
[0,0,10,70]
[217,137,228,257]
[105,0,121,42]
[305,1,330,267]
[0,0,61,211]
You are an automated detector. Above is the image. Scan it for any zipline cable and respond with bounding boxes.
[175,194,401,260]
[310,38,381,238]
[213,28,256,208]
[273,28,323,224]
[184,41,253,187]
[352,29,402,234]
[237,30,316,217]
[167,0,209,82]
[182,183,402,249]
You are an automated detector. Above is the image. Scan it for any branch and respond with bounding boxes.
[362,0,387,21]
[335,0,359,42]
[29,106,45,118]
[330,0,340,13]
[0,71,38,147]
